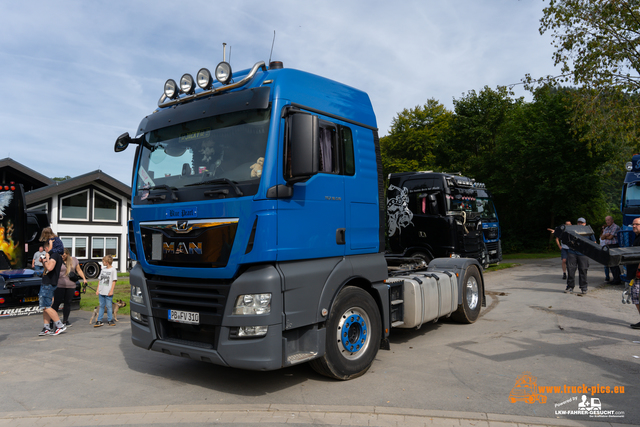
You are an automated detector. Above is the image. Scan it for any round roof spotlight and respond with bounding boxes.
[215,61,233,85]
[180,73,196,95]
[164,79,179,99]
[196,68,213,89]
[626,161,633,171]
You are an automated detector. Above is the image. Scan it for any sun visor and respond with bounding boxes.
[136,86,271,136]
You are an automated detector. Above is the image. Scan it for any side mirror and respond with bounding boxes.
[114,132,132,152]
[289,113,319,179]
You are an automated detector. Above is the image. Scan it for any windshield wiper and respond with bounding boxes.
[147,185,178,201]
[185,178,244,197]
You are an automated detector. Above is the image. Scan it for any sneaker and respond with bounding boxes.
[52,325,67,335]
[562,273,567,280]
[94,321,104,328]
[108,320,116,326]
[630,322,640,329]
[38,327,51,336]
[63,321,72,327]
[581,290,588,295]
[564,287,573,293]
[605,277,610,282]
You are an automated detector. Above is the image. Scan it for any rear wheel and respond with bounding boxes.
[451,265,482,324]
[83,261,100,279]
[310,287,381,380]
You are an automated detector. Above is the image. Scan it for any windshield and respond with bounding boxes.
[476,197,498,221]
[446,192,477,213]
[135,108,270,198]
[625,183,640,206]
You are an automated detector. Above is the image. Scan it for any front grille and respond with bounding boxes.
[148,275,232,349]
[486,241,500,252]
[483,226,499,240]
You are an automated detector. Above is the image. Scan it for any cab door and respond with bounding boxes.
[276,116,345,261]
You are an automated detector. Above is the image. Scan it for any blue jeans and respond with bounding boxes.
[39,284,56,308]
[98,295,113,322]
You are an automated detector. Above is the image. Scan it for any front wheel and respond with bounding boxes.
[310,286,381,380]
[450,265,482,324]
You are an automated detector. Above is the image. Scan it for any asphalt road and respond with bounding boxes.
[1,257,638,425]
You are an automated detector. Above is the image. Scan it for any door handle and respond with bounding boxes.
[336,228,346,245]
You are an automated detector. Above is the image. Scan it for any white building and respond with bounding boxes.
[23,168,131,277]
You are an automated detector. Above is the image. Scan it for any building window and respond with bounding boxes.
[28,202,48,213]
[60,190,89,221]
[93,191,118,222]
[59,236,88,259]
[92,237,118,259]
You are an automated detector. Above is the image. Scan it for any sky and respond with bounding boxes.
[0,0,559,186]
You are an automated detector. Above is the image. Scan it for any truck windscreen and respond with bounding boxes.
[135,108,270,199]
[476,197,497,221]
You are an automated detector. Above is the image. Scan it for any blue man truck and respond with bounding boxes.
[386,171,501,268]
[622,154,640,227]
[475,184,502,265]
[115,57,485,379]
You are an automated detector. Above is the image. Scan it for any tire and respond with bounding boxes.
[310,286,381,380]
[411,251,432,266]
[450,265,482,324]
[480,244,489,270]
[83,261,101,279]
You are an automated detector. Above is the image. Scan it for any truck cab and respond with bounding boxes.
[117,57,484,380]
[475,186,502,265]
[621,154,640,226]
[386,172,486,266]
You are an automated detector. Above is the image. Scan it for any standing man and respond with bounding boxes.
[565,217,596,295]
[626,218,640,329]
[38,239,67,336]
[553,221,572,280]
[31,245,46,272]
[600,216,621,284]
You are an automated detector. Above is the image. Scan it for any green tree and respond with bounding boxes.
[540,0,640,92]
[436,86,520,180]
[380,99,452,176]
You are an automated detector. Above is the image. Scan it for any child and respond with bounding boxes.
[94,255,118,327]
[39,227,64,255]
[38,239,67,336]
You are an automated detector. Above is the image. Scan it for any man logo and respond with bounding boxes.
[175,220,189,233]
[163,242,203,255]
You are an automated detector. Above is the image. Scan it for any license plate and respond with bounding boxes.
[168,309,199,325]
[23,296,38,302]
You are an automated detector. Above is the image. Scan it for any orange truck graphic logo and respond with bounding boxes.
[509,372,547,404]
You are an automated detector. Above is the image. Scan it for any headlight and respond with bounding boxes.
[196,68,213,89]
[164,79,178,99]
[238,326,268,337]
[233,293,271,315]
[180,73,195,94]
[131,286,144,304]
[449,253,461,258]
[626,162,633,171]
[215,61,233,84]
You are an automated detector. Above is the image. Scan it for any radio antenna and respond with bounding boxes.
[268,31,276,64]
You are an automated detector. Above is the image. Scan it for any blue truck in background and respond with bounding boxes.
[622,154,640,227]
[114,55,485,380]
[475,185,502,266]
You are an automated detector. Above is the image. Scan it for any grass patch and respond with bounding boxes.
[485,262,519,272]
[79,278,130,315]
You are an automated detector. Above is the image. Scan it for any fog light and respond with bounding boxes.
[164,79,178,99]
[238,326,268,337]
[180,73,195,94]
[233,293,271,315]
[215,61,233,84]
[197,68,213,89]
[131,286,144,304]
